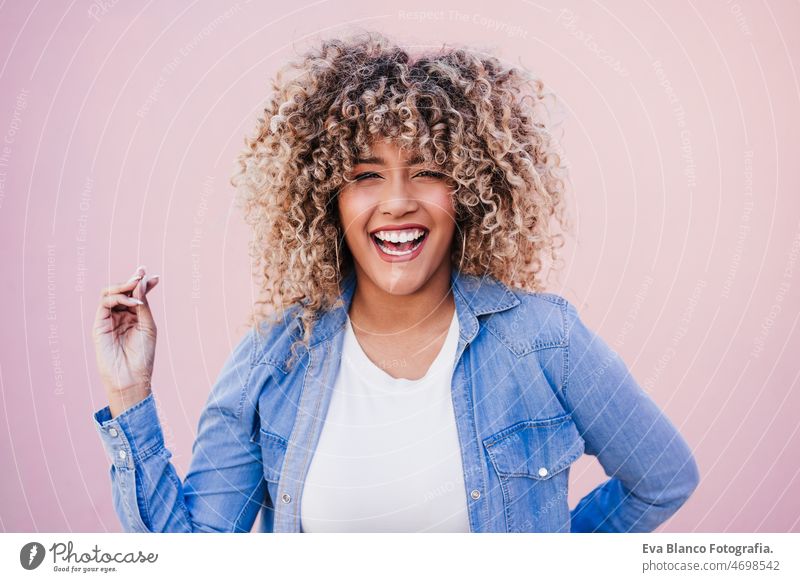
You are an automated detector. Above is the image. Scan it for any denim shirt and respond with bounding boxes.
[93,268,700,533]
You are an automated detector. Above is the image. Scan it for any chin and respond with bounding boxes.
[371,269,430,295]
[350,256,428,293]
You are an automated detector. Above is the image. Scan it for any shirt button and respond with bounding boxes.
[281,493,291,503]
[118,450,127,460]
[470,489,481,500]
[538,467,548,477]
[108,428,118,437]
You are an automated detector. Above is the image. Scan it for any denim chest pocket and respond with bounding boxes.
[250,427,288,483]
[483,413,585,532]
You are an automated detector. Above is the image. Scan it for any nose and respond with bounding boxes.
[377,173,419,215]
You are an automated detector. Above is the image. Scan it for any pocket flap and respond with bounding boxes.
[251,427,288,482]
[483,414,585,480]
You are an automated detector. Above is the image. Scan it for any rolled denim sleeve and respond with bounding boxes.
[562,301,700,532]
[93,329,267,532]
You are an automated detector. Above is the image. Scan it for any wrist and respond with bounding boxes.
[106,385,152,419]
[105,379,151,396]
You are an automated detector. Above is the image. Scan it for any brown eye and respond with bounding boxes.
[415,171,446,179]
[353,172,380,182]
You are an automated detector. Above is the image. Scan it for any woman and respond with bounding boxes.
[92,32,699,533]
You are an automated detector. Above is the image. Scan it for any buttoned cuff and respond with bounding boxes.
[93,392,165,470]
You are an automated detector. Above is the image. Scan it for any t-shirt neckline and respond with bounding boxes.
[344,308,459,385]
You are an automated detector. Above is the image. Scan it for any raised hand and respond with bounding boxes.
[92,265,160,416]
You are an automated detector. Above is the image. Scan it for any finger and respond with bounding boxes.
[133,274,160,300]
[100,292,144,310]
[144,274,159,294]
[101,272,144,297]
[132,274,148,302]
[131,276,157,328]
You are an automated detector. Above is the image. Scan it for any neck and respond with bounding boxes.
[348,261,455,335]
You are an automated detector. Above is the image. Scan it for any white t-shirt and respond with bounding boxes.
[300,308,470,532]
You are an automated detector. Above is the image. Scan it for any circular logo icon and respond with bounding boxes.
[20,542,46,570]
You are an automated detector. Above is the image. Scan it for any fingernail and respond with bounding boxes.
[127,274,144,283]
[131,298,144,305]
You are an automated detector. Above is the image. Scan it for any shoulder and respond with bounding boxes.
[215,305,306,375]
[486,285,576,355]
[207,303,305,420]
[249,303,307,373]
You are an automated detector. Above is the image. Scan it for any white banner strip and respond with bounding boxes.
[2,533,798,581]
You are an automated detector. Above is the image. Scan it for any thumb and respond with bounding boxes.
[131,274,157,329]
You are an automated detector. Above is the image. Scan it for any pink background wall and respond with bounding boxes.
[0,0,798,533]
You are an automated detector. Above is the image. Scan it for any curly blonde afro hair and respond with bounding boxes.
[230,30,571,369]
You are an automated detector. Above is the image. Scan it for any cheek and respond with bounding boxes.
[427,188,457,223]
[336,194,349,222]
[337,197,373,256]
[336,194,366,231]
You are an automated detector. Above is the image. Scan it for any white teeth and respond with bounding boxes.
[381,246,412,256]
[378,242,419,255]
[374,229,425,242]
[374,232,426,256]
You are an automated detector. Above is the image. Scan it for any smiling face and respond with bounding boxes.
[336,138,457,296]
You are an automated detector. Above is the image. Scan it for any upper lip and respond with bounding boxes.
[369,223,429,235]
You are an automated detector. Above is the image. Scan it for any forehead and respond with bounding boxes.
[354,139,426,166]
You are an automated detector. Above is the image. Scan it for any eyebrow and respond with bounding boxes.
[355,154,427,166]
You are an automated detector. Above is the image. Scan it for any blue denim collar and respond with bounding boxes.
[304,268,521,348]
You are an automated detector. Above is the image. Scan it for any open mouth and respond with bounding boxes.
[370,229,429,257]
